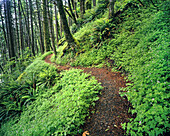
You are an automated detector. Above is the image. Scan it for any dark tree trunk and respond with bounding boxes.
[59,15,63,38]
[36,0,44,54]
[29,0,35,56]
[56,0,77,47]
[71,0,79,19]
[68,0,77,24]
[109,0,116,19]
[4,2,11,59]
[43,0,51,52]
[48,3,57,57]
[18,0,24,56]
[0,4,9,56]
[80,0,85,18]
[6,0,16,61]
[13,0,20,57]
[25,0,31,51]
[54,5,59,45]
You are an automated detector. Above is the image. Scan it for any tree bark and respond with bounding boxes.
[13,0,20,57]
[48,3,57,57]
[59,14,63,38]
[4,1,11,59]
[56,0,77,47]
[0,4,9,56]
[18,0,24,56]
[68,0,77,24]
[109,0,116,19]
[43,0,51,52]
[71,0,78,19]
[6,0,16,61]
[80,0,85,18]
[54,5,59,45]
[36,0,44,54]
[29,0,35,56]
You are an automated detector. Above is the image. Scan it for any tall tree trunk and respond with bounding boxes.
[4,1,11,59]
[18,0,24,56]
[54,5,59,45]
[25,0,31,51]
[29,0,35,56]
[80,0,85,18]
[59,15,63,38]
[43,0,51,52]
[0,4,9,57]
[6,0,16,61]
[13,0,20,57]
[48,3,57,57]
[109,0,116,19]
[71,0,79,19]
[56,0,77,47]
[36,0,44,54]
[68,0,77,24]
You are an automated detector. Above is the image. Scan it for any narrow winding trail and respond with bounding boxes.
[45,54,133,136]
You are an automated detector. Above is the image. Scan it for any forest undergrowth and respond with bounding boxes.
[0,0,169,136]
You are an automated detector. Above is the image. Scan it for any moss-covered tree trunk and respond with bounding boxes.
[56,0,77,47]
[43,0,51,52]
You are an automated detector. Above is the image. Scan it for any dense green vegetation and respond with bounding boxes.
[0,55,102,135]
[51,1,170,135]
[0,0,169,135]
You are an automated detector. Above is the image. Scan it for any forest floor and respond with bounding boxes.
[45,54,133,136]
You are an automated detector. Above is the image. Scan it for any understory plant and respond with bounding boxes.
[110,4,170,135]
[0,69,102,136]
[0,57,59,124]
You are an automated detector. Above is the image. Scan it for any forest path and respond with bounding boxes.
[45,54,132,136]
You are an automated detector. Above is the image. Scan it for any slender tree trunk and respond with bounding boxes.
[13,0,20,57]
[29,0,35,56]
[6,0,16,61]
[80,0,85,18]
[0,4,8,56]
[48,3,57,57]
[71,0,78,19]
[59,15,63,38]
[4,1,11,59]
[36,0,44,54]
[43,0,51,52]
[56,0,77,47]
[54,5,59,45]
[25,0,31,51]
[68,0,77,24]
[109,0,116,19]
[18,0,24,56]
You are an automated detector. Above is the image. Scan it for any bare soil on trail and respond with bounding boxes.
[45,54,133,136]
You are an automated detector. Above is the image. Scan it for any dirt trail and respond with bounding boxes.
[45,54,132,136]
